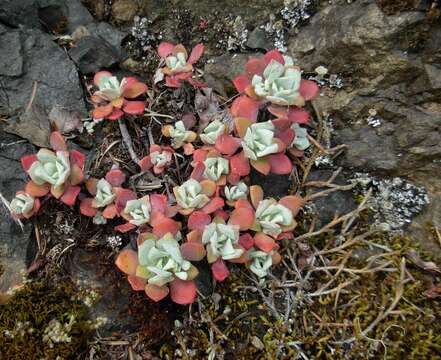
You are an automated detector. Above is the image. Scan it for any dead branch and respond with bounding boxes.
[118,118,140,164]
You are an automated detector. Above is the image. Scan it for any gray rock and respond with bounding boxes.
[246,27,271,50]
[69,35,122,74]
[0,131,35,296]
[0,0,40,28]
[0,26,86,141]
[86,22,127,58]
[249,170,292,199]
[66,0,94,33]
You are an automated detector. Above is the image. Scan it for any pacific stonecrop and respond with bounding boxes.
[10,47,319,305]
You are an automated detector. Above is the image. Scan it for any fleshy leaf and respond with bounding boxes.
[181,242,206,261]
[201,197,224,214]
[107,108,124,121]
[250,185,263,209]
[115,222,137,233]
[70,164,84,186]
[103,204,117,219]
[188,43,204,64]
[254,232,278,252]
[115,249,138,275]
[60,185,81,206]
[231,96,259,122]
[299,79,320,101]
[170,279,197,305]
[145,283,169,302]
[106,169,126,187]
[263,49,285,65]
[232,75,251,93]
[80,198,98,217]
[152,218,180,237]
[279,195,303,217]
[122,82,148,99]
[70,149,86,168]
[250,158,270,175]
[228,207,255,231]
[93,71,112,86]
[245,58,266,76]
[288,108,310,124]
[49,131,67,151]
[123,101,145,115]
[188,211,211,230]
[25,181,50,197]
[234,117,253,138]
[276,128,295,146]
[211,258,230,282]
[269,153,293,175]
[200,179,216,197]
[215,134,241,155]
[239,233,254,250]
[139,155,153,171]
[230,151,250,176]
[92,103,113,119]
[127,275,147,291]
[158,42,175,58]
[165,76,182,88]
[21,154,38,172]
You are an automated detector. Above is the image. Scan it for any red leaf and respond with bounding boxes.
[49,131,67,151]
[229,207,255,231]
[92,103,114,120]
[170,279,197,304]
[279,195,303,217]
[115,249,138,275]
[158,42,176,58]
[107,108,124,121]
[103,204,117,219]
[215,134,241,155]
[150,193,167,214]
[93,71,112,86]
[153,218,180,237]
[234,199,253,209]
[190,161,205,181]
[114,188,137,213]
[269,153,293,175]
[165,76,182,88]
[115,222,137,233]
[21,154,38,172]
[201,197,224,214]
[122,81,148,99]
[232,75,251,93]
[263,49,285,66]
[230,151,250,176]
[123,100,145,115]
[299,79,320,101]
[193,149,208,163]
[239,233,254,250]
[288,108,310,124]
[145,284,169,302]
[188,43,204,64]
[214,209,229,221]
[245,58,266,76]
[106,169,126,187]
[276,128,295,146]
[70,149,86,168]
[250,158,270,175]
[188,211,211,230]
[272,117,292,130]
[181,242,206,261]
[211,258,230,281]
[254,232,278,252]
[60,185,81,206]
[128,275,147,291]
[231,96,259,122]
[80,198,98,217]
[139,155,153,171]
[25,181,50,197]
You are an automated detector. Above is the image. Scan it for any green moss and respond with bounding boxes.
[0,281,93,359]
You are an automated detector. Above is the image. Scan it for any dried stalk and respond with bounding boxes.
[118,118,139,164]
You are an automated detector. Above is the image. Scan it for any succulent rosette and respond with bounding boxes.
[157,42,206,88]
[162,120,197,154]
[200,119,226,145]
[224,181,248,205]
[91,71,148,120]
[115,232,199,304]
[20,132,85,206]
[247,248,281,278]
[10,191,40,219]
[139,144,174,175]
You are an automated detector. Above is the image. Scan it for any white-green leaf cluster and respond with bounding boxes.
[165,52,188,73]
[248,249,273,278]
[96,75,123,101]
[203,157,229,181]
[28,149,70,188]
[169,121,193,148]
[175,179,210,209]
[93,179,115,208]
[202,223,243,262]
[137,233,192,286]
[252,56,302,106]
[10,193,35,215]
[151,150,172,167]
[200,120,225,145]
[255,199,293,236]
[124,197,151,226]
[224,182,248,201]
[242,121,279,160]
[291,123,310,151]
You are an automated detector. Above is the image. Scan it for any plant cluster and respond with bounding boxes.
[8,46,319,305]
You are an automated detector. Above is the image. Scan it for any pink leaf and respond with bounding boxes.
[80,198,97,217]
[103,204,117,219]
[232,75,251,93]
[250,158,271,175]
[193,149,208,163]
[250,185,263,209]
[106,169,126,187]
[299,79,320,101]
[145,284,169,302]
[165,76,182,88]
[150,193,167,214]
[70,149,86,169]
[228,207,255,231]
[92,103,114,120]
[279,195,303,217]
[21,154,38,172]
[214,209,229,221]
[231,96,259,122]
[245,58,266,76]
[215,134,241,155]
[157,42,175,58]
[123,101,145,115]
[239,233,254,250]
[230,151,250,176]
[263,49,285,66]
[170,279,197,304]
[211,258,230,281]
[272,117,292,130]
[276,128,295,146]
[188,43,204,64]
[201,197,224,214]
[128,275,146,291]
[115,249,138,275]
[190,161,205,181]
[181,242,206,261]
[93,71,112,86]
[269,153,293,175]
[254,233,278,252]
[115,223,137,233]
[122,81,148,99]
[188,211,211,230]
[153,218,180,237]
[139,155,153,171]
[288,108,310,124]
[49,131,67,151]
[25,181,50,197]
[107,108,124,121]
[114,188,137,212]
[60,185,81,206]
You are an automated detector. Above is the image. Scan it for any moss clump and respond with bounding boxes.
[0,281,93,359]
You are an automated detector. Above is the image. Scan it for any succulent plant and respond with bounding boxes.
[157,42,206,88]
[203,157,229,182]
[255,199,293,237]
[91,71,147,120]
[248,249,273,278]
[21,132,85,206]
[123,196,151,226]
[92,179,116,208]
[10,192,40,219]
[202,223,244,262]
[224,182,248,202]
[115,232,198,304]
[173,179,210,212]
[162,121,197,149]
[139,144,174,175]
[241,121,280,161]
[291,123,310,151]
[200,119,226,145]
